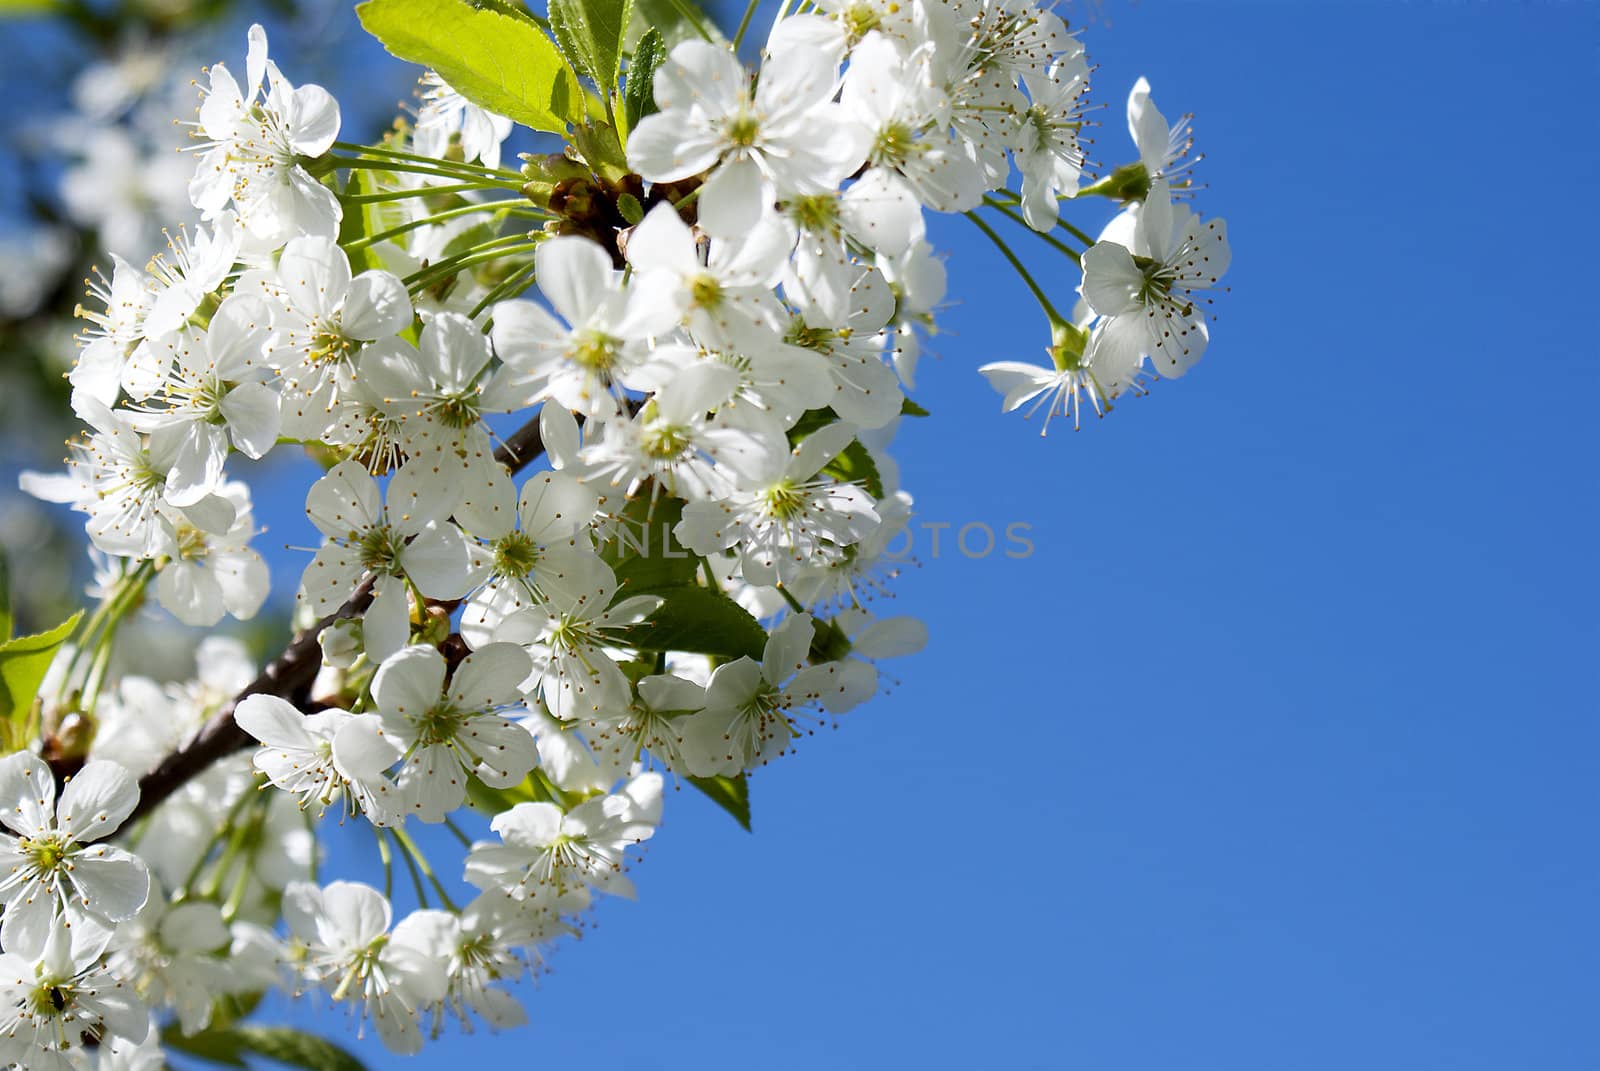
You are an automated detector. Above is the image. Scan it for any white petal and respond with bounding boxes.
[372,650,449,730]
[342,270,412,340]
[362,575,411,663]
[221,382,282,459]
[535,237,615,327]
[0,753,54,838]
[157,560,226,627]
[305,459,381,539]
[450,644,532,711]
[695,157,771,239]
[67,844,150,921]
[235,694,315,751]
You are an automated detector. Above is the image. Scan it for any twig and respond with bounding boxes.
[125,414,549,825]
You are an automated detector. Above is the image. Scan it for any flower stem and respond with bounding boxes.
[404,238,542,292]
[732,0,762,49]
[963,211,1068,327]
[332,141,525,181]
[376,827,394,901]
[345,200,535,253]
[470,259,541,321]
[982,196,1082,265]
[393,826,457,911]
[344,181,504,205]
[391,828,430,907]
[176,780,258,900]
[666,0,715,41]
[992,188,1099,249]
[329,155,524,190]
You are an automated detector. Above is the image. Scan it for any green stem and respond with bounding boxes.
[982,196,1082,264]
[63,561,154,706]
[666,0,715,41]
[376,827,394,901]
[345,181,501,205]
[393,827,457,911]
[963,211,1068,327]
[391,828,430,907]
[993,188,1099,249]
[333,141,525,181]
[404,239,541,292]
[733,0,762,48]
[345,200,523,252]
[1057,218,1098,250]
[443,816,474,850]
[330,156,524,190]
[470,259,541,321]
[177,782,257,899]
[220,846,256,922]
[775,584,806,615]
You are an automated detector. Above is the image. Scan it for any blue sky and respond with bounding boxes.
[303,5,1593,1068]
[10,1,1600,1067]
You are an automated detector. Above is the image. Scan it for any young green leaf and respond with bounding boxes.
[688,773,751,831]
[622,27,666,131]
[786,408,885,499]
[166,1024,368,1071]
[623,585,767,660]
[604,491,702,592]
[824,439,884,500]
[0,610,82,721]
[549,0,633,96]
[338,169,386,275]
[356,0,582,134]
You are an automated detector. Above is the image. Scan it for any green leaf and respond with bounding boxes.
[0,0,61,14]
[824,439,884,500]
[624,585,767,660]
[166,1025,368,1071]
[688,773,751,831]
[466,769,549,814]
[900,397,930,417]
[549,0,633,95]
[622,27,665,131]
[356,0,582,134]
[786,409,885,499]
[604,491,701,592]
[338,169,385,275]
[0,611,81,722]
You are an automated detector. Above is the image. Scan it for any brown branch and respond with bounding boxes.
[126,414,548,825]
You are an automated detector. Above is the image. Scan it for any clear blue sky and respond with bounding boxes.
[288,5,1598,1068]
[21,1,1600,1067]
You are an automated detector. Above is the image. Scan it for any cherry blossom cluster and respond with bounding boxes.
[5,0,1233,1064]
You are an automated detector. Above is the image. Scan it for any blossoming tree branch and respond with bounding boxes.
[2,0,1230,1064]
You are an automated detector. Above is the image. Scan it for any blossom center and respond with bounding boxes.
[788,194,839,235]
[493,532,542,578]
[872,122,915,167]
[28,982,73,1019]
[309,326,356,368]
[23,833,69,874]
[689,274,723,310]
[571,329,621,372]
[722,111,762,150]
[416,701,468,746]
[357,524,404,573]
[174,521,210,560]
[764,480,806,520]
[640,421,692,461]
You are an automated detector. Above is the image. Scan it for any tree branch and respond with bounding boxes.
[126,414,548,825]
